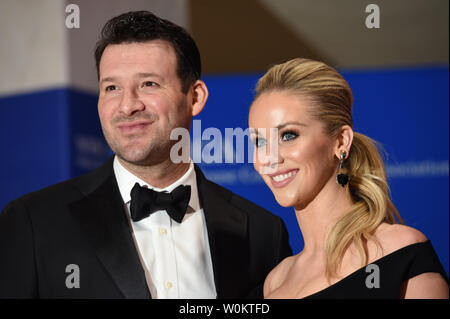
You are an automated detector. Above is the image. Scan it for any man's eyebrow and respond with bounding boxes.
[100,73,163,85]
[136,72,162,79]
[100,76,117,85]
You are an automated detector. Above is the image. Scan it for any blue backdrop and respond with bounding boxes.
[0,66,448,276]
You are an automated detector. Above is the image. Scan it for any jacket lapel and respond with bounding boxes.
[195,165,250,298]
[69,158,150,299]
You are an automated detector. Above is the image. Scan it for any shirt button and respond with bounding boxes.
[159,228,167,236]
[165,281,173,289]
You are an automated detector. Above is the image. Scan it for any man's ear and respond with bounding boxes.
[189,80,208,117]
[334,125,354,158]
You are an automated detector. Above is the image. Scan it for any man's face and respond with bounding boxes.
[98,40,192,166]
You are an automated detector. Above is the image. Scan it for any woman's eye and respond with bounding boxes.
[105,85,117,92]
[281,131,298,142]
[252,137,267,148]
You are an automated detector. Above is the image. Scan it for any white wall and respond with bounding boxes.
[0,0,189,97]
[0,0,67,96]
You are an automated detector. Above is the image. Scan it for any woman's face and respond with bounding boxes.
[249,90,338,209]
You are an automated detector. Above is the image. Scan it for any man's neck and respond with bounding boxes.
[117,156,190,189]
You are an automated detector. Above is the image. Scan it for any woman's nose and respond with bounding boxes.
[256,141,282,174]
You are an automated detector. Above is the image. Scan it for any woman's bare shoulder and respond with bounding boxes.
[374,223,428,256]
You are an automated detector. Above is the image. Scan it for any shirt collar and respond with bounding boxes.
[113,156,200,212]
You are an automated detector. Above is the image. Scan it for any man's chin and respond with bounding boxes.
[117,153,150,166]
[115,147,168,167]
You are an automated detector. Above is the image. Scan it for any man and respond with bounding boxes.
[0,11,291,298]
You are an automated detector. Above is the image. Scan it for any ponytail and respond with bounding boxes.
[325,132,403,279]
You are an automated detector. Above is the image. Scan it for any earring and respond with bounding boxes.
[336,150,349,187]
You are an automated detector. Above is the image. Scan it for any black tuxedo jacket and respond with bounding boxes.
[0,157,292,298]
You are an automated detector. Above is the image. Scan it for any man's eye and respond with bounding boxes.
[105,85,117,92]
[281,131,298,142]
[252,137,267,148]
[143,81,158,87]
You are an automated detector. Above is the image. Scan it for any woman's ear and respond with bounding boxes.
[334,125,354,158]
[190,80,209,117]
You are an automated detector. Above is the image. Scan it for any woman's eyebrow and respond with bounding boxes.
[275,121,307,130]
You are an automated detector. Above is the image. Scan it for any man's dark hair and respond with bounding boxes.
[94,11,201,93]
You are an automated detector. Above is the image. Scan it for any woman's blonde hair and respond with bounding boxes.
[254,58,404,279]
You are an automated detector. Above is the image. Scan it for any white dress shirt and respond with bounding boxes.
[113,156,216,298]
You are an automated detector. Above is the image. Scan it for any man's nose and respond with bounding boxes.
[119,89,145,116]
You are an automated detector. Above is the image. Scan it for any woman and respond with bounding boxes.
[248,58,449,299]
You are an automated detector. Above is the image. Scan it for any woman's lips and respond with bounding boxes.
[268,169,299,188]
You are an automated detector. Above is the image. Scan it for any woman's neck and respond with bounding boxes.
[294,178,354,256]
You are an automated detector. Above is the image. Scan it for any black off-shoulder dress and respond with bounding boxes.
[305,240,448,299]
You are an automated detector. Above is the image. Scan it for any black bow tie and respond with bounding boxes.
[129,183,191,223]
